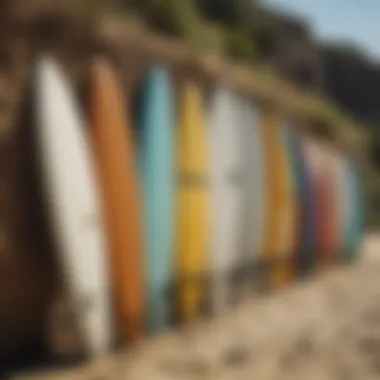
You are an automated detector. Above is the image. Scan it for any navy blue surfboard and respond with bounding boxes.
[287,131,317,274]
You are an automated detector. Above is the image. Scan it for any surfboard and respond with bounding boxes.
[261,112,294,288]
[288,132,317,275]
[176,82,210,321]
[336,153,351,262]
[275,121,297,287]
[346,160,364,262]
[302,137,326,271]
[237,99,266,295]
[136,65,175,333]
[353,162,365,258]
[209,88,244,311]
[281,123,302,280]
[88,58,144,343]
[320,146,339,267]
[36,57,111,356]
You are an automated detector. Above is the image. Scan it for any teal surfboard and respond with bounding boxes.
[277,122,299,282]
[337,155,351,260]
[346,160,364,262]
[137,65,175,332]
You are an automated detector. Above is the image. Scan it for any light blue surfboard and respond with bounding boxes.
[137,64,175,333]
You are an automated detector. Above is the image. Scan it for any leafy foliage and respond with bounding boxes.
[225,27,256,60]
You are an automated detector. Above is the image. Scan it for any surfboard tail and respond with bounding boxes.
[176,272,207,321]
[116,312,143,344]
[148,296,170,333]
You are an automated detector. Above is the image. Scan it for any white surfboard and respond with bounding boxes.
[237,98,266,295]
[304,137,325,179]
[209,87,244,312]
[36,57,111,357]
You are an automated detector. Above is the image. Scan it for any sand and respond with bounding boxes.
[12,235,380,380]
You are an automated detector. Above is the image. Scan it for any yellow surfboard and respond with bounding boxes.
[261,112,295,288]
[176,83,210,321]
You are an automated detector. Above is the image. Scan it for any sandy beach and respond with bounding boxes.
[12,235,380,380]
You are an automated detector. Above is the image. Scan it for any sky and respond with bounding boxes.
[264,0,380,60]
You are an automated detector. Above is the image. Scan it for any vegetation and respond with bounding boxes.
[78,0,380,226]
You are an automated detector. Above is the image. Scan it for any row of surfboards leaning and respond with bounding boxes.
[33,56,364,360]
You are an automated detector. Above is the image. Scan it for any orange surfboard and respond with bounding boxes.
[88,58,144,343]
[261,111,294,288]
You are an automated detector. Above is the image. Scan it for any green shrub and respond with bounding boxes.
[225,27,255,60]
[146,0,185,36]
[122,0,191,38]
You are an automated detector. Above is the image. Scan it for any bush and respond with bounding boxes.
[122,0,191,38]
[146,0,186,36]
[225,27,255,60]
